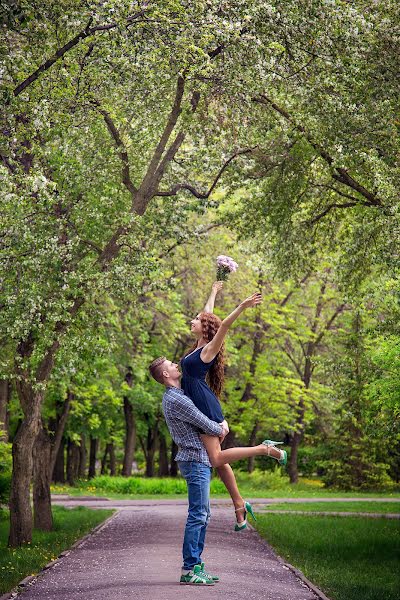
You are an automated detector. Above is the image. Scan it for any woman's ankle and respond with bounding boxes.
[234,502,246,523]
[260,444,280,459]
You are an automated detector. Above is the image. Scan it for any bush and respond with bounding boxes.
[0,442,12,505]
[296,445,330,477]
[321,459,395,491]
[75,475,226,495]
[235,468,290,490]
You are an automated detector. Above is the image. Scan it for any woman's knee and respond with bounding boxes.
[206,451,220,467]
[209,454,224,468]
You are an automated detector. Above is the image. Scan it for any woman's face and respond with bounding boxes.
[190,314,203,336]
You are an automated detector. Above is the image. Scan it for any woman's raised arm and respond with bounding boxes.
[203,281,223,313]
[200,293,262,363]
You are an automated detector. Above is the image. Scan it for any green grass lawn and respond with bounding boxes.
[255,514,400,600]
[50,473,400,500]
[261,501,400,514]
[0,506,114,595]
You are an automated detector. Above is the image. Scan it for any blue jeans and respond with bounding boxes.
[178,461,212,570]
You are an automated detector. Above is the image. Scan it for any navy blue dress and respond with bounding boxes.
[181,347,224,423]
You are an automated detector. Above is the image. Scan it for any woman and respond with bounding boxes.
[181,282,286,531]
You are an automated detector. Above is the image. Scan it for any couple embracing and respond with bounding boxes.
[149,281,286,586]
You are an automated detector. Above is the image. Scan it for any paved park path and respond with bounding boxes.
[11,496,399,600]
[12,497,338,600]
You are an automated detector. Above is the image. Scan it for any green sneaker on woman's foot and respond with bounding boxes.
[200,562,220,582]
[180,564,215,585]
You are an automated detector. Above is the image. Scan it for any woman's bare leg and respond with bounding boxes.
[200,434,281,468]
[200,435,282,524]
[216,464,245,523]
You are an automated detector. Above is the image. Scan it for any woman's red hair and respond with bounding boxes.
[184,312,225,398]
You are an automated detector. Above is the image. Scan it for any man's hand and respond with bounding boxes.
[220,419,229,433]
[219,419,229,442]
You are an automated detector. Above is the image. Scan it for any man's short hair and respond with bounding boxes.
[149,356,167,385]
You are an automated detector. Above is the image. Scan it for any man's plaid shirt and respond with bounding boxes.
[162,386,222,467]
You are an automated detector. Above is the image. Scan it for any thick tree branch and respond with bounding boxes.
[310,282,327,336]
[97,106,138,198]
[158,223,222,258]
[155,147,256,198]
[314,304,346,347]
[92,79,191,265]
[280,342,303,379]
[152,132,186,187]
[139,76,186,193]
[278,272,312,309]
[253,94,383,210]
[13,10,149,97]
[308,201,359,224]
[313,183,361,204]
[148,90,201,195]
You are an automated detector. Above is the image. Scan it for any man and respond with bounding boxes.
[149,356,229,586]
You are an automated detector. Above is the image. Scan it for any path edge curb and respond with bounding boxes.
[0,509,119,600]
[247,523,333,600]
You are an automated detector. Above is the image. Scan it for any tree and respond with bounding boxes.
[1,3,241,545]
[1,0,399,545]
[322,311,393,490]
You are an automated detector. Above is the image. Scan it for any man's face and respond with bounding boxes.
[190,314,202,335]
[163,360,181,380]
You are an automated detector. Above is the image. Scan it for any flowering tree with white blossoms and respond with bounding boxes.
[0,0,398,547]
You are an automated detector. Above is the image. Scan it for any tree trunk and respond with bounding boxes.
[101,444,108,475]
[32,390,73,530]
[52,439,65,483]
[0,379,11,441]
[288,433,302,484]
[66,439,80,485]
[145,452,155,477]
[145,421,158,478]
[33,423,53,531]
[109,442,116,476]
[247,423,260,473]
[88,437,98,479]
[100,442,117,475]
[288,355,311,484]
[8,383,42,546]
[169,440,178,476]
[100,442,114,474]
[49,391,73,477]
[158,433,169,476]
[78,434,87,478]
[122,368,136,476]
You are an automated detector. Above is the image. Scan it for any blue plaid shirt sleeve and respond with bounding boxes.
[162,387,223,466]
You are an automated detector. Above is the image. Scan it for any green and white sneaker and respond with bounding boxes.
[180,564,215,585]
[199,562,220,582]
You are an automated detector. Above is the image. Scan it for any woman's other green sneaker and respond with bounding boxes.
[180,564,215,585]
